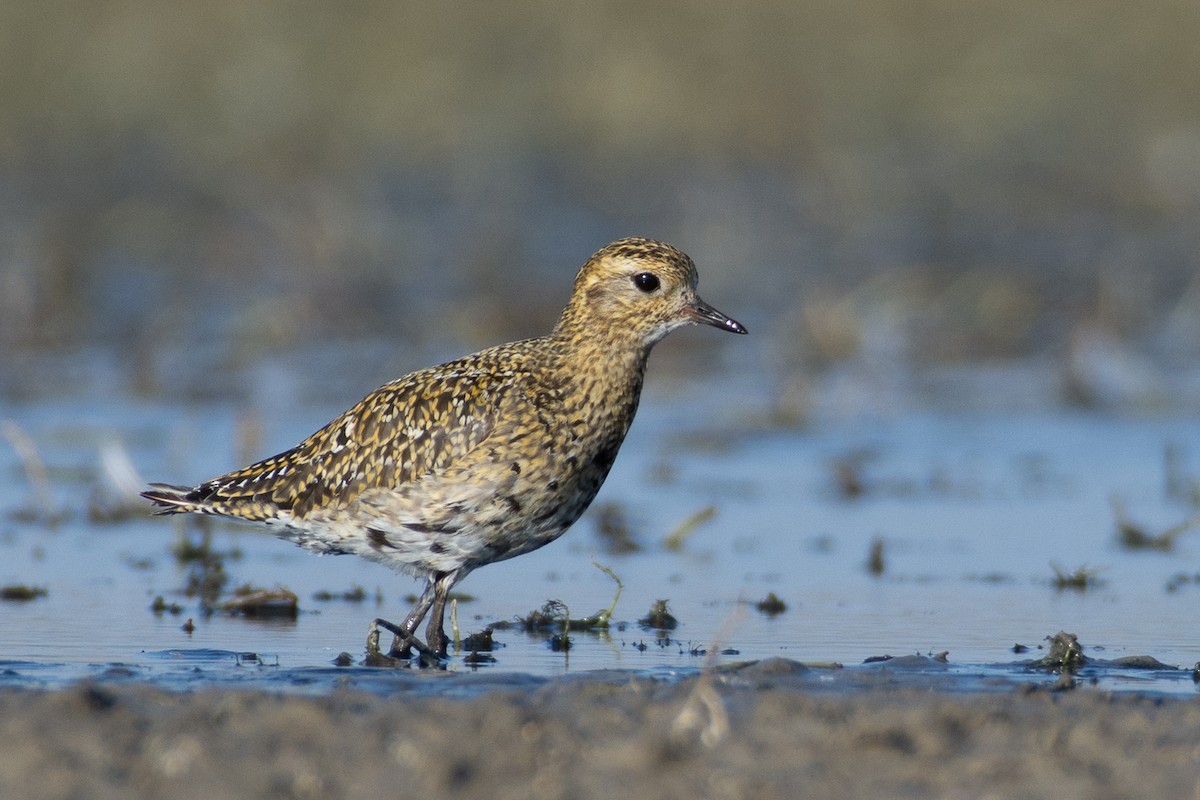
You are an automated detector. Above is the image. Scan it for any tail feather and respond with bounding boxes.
[141,483,213,515]
[142,481,286,523]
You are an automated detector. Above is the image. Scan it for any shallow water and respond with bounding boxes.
[2,378,1199,695]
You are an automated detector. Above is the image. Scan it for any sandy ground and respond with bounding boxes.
[2,659,1198,800]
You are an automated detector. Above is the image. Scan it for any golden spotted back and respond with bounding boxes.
[169,346,537,521]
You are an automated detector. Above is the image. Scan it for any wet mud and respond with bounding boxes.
[2,659,1199,800]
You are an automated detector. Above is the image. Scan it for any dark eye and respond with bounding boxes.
[632,272,660,293]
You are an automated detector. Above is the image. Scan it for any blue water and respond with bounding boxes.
[2,373,1199,694]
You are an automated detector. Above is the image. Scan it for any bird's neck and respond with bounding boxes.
[549,310,651,409]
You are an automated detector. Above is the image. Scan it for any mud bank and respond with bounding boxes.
[2,659,1198,800]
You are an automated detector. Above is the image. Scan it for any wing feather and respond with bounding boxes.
[176,361,514,521]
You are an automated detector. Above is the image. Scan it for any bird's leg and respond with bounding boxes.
[363,577,439,664]
[424,571,461,659]
[388,579,438,657]
[366,617,437,666]
[364,571,462,666]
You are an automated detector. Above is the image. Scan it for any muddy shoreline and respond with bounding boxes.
[3,659,1198,799]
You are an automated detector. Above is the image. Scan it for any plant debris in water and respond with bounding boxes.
[683,642,738,657]
[312,585,368,603]
[866,537,886,576]
[639,599,678,630]
[219,585,299,618]
[150,595,184,615]
[186,557,229,609]
[173,529,241,610]
[592,501,641,554]
[519,599,572,651]
[1166,571,1200,593]
[461,627,496,652]
[0,584,48,601]
[518,600,567,631]
[464,650,498,665]
[831,452,869,499]
[171,528,240,563]
[1050,563,1104,591]
[662,505,717,551]
[516,561,624,633]
[1111,497,1199,551]
[1030,631,1086,673]
[754,592,787,616]
[514,591,619,653]
[584,560,623,628]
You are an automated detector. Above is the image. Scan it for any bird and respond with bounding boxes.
[142,237,746,662]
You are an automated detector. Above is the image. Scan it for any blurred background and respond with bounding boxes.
[2,0,1199,415]
[2,2,1200,680]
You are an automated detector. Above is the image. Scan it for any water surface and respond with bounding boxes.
[2,376,1198,694]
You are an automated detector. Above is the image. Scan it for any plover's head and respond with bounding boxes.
[560,237,747,347]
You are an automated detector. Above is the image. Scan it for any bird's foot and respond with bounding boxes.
[365,618,443,668]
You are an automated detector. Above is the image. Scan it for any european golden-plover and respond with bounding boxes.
[143,237,746,661]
